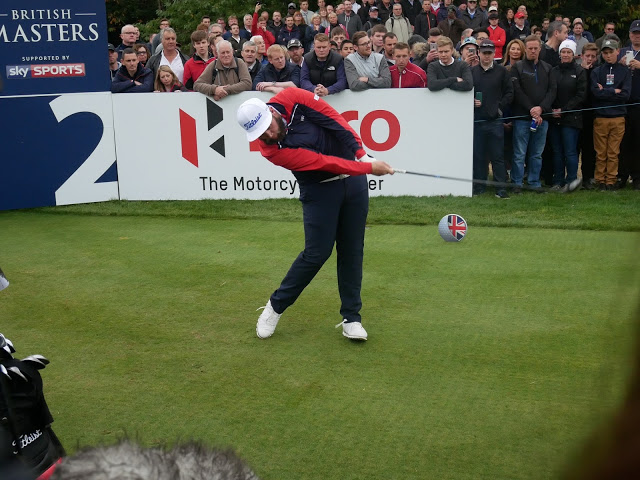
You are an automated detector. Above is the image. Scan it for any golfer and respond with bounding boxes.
[237,88,394,341]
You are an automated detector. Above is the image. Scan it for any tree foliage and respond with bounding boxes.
[503,0,639,40]
[137,0,264,46]
[105,0,158,43]
[106,0,640,47]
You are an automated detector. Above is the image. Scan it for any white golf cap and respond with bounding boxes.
[237,98,272,142]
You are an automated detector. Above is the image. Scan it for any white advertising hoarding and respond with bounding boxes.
[113,88,473,200]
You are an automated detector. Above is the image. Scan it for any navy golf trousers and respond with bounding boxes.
[270,175,369,323]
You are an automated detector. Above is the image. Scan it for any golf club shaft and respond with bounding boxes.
[393,169,577,192]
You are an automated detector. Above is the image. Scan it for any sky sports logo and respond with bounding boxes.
[6,63,86,79]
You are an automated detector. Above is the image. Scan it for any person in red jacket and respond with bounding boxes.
[252,3,276,51]
[182,30,215,90]
[390,42,427,87]
[486,9,506,61]
[236,89,394,341]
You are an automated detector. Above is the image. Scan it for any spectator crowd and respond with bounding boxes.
[108,1,640,195]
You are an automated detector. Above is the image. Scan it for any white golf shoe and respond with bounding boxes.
[336,320,368,341]
[256,300,281,339]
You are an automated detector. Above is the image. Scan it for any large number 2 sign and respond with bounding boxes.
[50,93,119,206]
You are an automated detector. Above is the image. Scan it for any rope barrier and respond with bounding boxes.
[474,100,640,123]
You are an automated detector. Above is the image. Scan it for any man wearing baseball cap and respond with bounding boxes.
[616,19,640,189]
[590,38,631,190]
[486,7,506,60]
[108,43,120,80]
[236,90,393,341]
[509,11,530,43]
[287,38,305,67]
[459,36,479,68]
[471,39,513,197]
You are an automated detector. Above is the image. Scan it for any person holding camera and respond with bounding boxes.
[252,3,276,51]
[459,36,480,68]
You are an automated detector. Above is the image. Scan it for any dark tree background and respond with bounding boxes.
[106,0,640,47]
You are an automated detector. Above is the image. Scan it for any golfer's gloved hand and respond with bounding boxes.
[356,153,377,163]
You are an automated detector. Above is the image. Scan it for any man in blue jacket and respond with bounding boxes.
[253,44,301,92]
[111,48,154,93]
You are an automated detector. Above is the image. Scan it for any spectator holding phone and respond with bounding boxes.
[417,28,443,74]
[460,37,480,68]
[252,3,277,51]
[471,39,513,197]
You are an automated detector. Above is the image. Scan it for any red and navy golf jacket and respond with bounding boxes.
[259,88,372,185]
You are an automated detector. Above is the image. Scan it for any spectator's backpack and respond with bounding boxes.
[211,58,245,83]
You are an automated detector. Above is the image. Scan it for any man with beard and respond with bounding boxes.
[236,90,394,341]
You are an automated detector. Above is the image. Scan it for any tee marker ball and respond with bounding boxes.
[438,214,467,242]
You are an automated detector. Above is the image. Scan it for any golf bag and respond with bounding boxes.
[1,334,65,479]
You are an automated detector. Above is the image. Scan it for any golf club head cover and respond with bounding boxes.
[0,267,8,292]
[0,352,65,478]
[0,334,16,358]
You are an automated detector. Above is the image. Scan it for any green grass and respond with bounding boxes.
[1,198,639,480]
[24,188,640,231]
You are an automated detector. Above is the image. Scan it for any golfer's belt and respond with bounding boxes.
[320,174,350,183]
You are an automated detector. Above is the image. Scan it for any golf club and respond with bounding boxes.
[393,169,582,193]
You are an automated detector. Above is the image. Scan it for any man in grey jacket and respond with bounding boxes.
[344,31,392,90]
